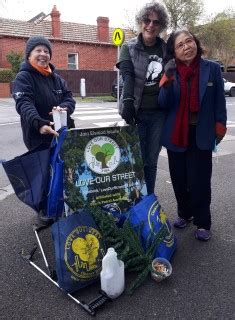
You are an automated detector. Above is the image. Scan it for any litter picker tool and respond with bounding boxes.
[20,223,112,316]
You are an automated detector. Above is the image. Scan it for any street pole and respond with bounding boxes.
[117,45,120,108]
[112,28,124,110]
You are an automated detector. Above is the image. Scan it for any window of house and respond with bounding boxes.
[68,53,78,70]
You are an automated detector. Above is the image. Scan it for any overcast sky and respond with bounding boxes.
[1,0,234,27]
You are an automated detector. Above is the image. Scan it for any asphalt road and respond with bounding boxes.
[0,98,234,320]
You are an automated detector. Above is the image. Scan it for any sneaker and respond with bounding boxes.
[173,217,193,228]
[195,228,211,241]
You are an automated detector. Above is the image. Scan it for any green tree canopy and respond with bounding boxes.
[194,11,235,68]
[163,0,203,29]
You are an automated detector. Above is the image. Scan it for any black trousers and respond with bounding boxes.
[167,126,212,230]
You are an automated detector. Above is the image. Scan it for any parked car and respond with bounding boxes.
[111,76,123,99]
[226,65,235,72]
[223,78,235,97]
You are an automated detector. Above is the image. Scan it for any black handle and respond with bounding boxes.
[86,290,112,315]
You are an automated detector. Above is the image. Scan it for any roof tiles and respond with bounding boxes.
[0,17,134,44]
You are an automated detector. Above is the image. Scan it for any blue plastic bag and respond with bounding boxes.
[46,127,67,217]
[128,194,177,261]
[51,210,106,293]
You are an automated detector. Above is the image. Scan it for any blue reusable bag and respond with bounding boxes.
[46,127,67,218]
[128,194,177,261]
[51,210,106,293]
[2,143,50,213]
[2,126,67,218]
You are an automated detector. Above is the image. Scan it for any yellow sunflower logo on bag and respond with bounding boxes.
[72,234,100,269]
[64,226,104,280]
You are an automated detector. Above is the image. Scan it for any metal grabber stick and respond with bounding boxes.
[20,224,112,316]
[32,224,53,277]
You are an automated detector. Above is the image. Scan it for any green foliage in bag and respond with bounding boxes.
[90,206,167,294]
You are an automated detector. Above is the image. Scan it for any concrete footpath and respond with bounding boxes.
[1,153,234,320]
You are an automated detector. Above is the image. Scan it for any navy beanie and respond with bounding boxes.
[25,36,52,59]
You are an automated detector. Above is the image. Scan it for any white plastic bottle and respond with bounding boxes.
[52,109,67,131]
[100,247,125,299]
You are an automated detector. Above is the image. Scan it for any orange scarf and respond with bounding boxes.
[29,61,52,76]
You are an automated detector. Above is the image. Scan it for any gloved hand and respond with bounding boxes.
[122,99,136,125]
[216,136,223,145]
[33,118,50,130]
[164,58,176,78]
[215,122,227,145]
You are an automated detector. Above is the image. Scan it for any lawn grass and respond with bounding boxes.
[74,95,117,103]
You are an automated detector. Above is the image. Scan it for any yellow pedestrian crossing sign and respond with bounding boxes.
[112,28,125,46]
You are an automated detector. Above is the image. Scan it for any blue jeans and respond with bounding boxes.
[137,111,166,194]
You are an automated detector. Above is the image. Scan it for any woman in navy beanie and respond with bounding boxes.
[25,36,53,60]
[13,35,75,150]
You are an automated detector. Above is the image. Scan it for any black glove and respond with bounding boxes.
[164,58,176,78]
[122,99,136,125]
[32,118,50,130]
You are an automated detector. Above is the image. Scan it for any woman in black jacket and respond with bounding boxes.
[117,2,169,195]
[13,36,75,150]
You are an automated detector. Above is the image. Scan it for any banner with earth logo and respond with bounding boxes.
[60,126,147,213]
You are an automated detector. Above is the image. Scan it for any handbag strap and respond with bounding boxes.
[50,126,68,164]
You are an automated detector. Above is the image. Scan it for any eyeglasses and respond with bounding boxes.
[175,38,195,51]
[142,18,161,26]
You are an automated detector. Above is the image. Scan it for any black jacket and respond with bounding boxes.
[117,34,166,113]
[13,61,75,150]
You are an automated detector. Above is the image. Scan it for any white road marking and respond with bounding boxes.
[75,106,106,110]
[73,109,117,115]
[227,122,235,128]
[212,150,232,157]
[224,134,235,141]
[73,114,121,120]
[0,122,20,126]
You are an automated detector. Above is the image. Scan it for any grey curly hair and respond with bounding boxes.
[135,1,169,32]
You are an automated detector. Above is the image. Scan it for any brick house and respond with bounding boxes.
[0,5,133,71]
[0,5,135,96]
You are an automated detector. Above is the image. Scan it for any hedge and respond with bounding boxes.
[0,69,15,83]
